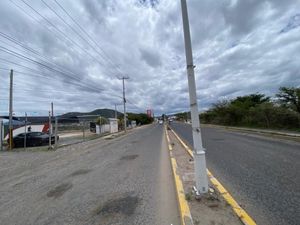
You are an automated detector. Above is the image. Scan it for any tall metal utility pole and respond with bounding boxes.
[48,111,51,149]
[54,116,58,148]
[24,112,27,150]
[99,115,102,134]
[9,69,13,150]
[51,102,54,117]
[114,104,117,119]
[119,76,129,132]
[0,119,3,151]
[50,102,54,136]
[181,0,208,194]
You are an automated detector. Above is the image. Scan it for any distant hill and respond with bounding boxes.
[2,109,153,126]
[0,109,123,126]
[60,108,123,119]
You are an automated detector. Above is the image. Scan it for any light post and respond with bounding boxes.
[181,0,208,194]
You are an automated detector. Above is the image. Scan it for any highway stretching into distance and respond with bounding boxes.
[0,125,180,225]
[170,121,300,225]
[1,122,299,225]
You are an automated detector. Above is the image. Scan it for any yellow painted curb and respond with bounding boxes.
[165,127,193,225]
[207,170,256,225]
[169,126,256,225]
[170,129,193,157]
[165,129,173,151]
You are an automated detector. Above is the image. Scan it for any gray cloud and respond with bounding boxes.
[140,47,162,68]
[0,0,299,116]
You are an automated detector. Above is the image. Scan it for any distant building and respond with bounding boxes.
[146,109,152,118]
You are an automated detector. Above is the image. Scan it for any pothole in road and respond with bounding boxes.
[95,194,140,217]
[70,169,92,177]
[120,154,139,160]
[47,182,73,198]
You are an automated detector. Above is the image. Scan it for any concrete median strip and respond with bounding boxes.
[168,126,257,225]
[165,128,193,225]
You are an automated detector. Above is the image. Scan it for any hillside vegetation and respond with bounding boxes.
[200,87,300,131]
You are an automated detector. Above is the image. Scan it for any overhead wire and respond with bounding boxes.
[0,46,106,93]
[0,31,86,79]
[3,0,143,113]
[126,98,145,112]
[10,0,121,80]
[41,0,120,77]
[0,33,117,95]
[19,0,119,78]
[9,0,97,65]
[0,67,123,101]
[53,0,124,76]
[7,0,125,94]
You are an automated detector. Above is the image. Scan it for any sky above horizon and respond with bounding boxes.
[0,0,300,116]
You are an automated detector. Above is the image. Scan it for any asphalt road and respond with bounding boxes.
[170,121,300,225]
[0,125,180,225]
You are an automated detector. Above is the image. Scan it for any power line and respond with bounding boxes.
[0,46,106,93]
[0,31,88,80]
[0,67,123,100]
[20,0,93,62]
[41,0,120,77]
[18,0,119,78]
[0,33,123,99]
[126,99,145,112]
[53,0,124,76]
[8,0,124,91]
[1,1,131,112]
[9,0,96,63]
[0,86,90,95]
[7,0,127,90]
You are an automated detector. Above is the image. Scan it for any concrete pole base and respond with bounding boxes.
[194,150,209,193]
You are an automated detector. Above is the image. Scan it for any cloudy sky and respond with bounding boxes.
[0,0,299,116]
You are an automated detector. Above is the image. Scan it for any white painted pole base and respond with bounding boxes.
[194,150,209,193]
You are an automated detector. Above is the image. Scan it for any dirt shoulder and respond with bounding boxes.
[166,128,243,225]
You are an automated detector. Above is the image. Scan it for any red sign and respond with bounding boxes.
[146,109,152,118]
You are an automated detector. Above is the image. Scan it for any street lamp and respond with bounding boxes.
[180,0,208,194]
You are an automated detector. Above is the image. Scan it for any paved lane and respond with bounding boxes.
[170,121,300,225]
[0,124,180,225]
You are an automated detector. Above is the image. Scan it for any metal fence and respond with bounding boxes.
[0,116,121,151]
[55,118,99,147]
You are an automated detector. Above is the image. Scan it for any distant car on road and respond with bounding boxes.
[8,132,58,148]
[158,120,163,125]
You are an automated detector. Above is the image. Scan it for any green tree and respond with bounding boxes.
[127,113,153,125]
[96,117,108,125]
[231,94,270,109]
[276,87,300,113]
